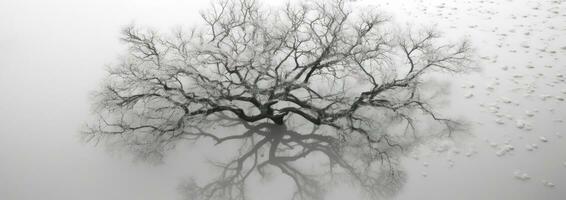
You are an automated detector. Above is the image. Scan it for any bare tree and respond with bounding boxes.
[85,0,473,199]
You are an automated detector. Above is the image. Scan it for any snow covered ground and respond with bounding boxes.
[0,0,565,199]
[367,0,566,199]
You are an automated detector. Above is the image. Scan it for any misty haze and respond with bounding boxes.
[1,0,565,200]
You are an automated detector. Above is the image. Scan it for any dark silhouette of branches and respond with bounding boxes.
[85,0,474,199]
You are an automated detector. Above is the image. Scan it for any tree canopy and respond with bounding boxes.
[85,0,474,199]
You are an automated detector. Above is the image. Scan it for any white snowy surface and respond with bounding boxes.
[1,0,565,199]
[370,0,566,199]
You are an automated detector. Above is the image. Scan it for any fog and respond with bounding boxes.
[0,0,565,199]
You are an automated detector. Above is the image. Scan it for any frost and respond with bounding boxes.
[489,141,498,148]
[525,144,534,151]
[513,170,531,181]
[542,180,555,188]
[495,118,505,125]
[539,137,548,143]
[515,120,526,129]
[525,111,535,117]
[501,97,512,104]
[496,144,515,157]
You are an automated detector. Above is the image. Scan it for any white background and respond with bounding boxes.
[1,0,565,199]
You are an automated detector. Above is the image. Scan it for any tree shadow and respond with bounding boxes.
[83,0,475,199]
[174,113,410,200]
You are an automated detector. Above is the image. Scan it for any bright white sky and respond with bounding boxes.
[1,0,565,199]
